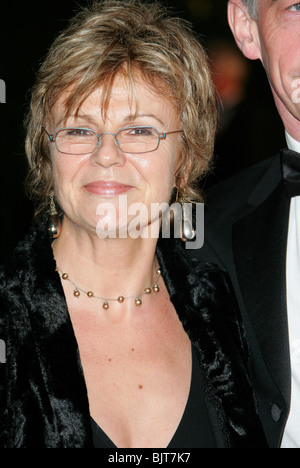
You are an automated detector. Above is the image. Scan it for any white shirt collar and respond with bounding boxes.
[285,130,300,153]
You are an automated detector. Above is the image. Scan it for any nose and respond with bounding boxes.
[90,132,125,168]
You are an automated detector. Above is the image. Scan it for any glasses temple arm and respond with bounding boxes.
[42,126,55,141]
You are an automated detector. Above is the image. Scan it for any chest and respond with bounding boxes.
[67,298,192,447]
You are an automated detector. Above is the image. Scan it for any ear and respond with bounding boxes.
[227,0,262,61]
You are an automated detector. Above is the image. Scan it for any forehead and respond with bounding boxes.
[50,73,179,127]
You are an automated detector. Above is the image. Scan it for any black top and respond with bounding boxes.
[90,345,217,448]
[0,220,268,447]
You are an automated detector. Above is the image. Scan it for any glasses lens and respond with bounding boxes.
[55,128,98,154]
[117,127,160,154]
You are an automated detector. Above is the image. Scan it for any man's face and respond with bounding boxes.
[229,1,300,139]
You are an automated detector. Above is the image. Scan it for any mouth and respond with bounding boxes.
[83,180,133,196]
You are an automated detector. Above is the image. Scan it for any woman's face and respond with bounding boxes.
[48,74,182,238]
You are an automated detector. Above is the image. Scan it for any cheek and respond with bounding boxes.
[261,25,298,78]
[52,159,69,195]
[151,149,177,181]
[51,153,85,186]
[148,159,177,203]
[130,145,177,188]
[51,155,82,207]
[270,51,299,102]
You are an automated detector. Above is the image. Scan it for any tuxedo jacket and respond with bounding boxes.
[191,152,291,448]
[0,219,267,448]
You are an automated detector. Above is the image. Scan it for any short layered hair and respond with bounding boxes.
[25,0,217,217]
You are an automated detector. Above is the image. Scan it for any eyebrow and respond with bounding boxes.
[123,113,165,127]
[56,113,165,128]
[55,113,98,128]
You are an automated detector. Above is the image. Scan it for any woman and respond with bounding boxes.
[0,0,267,448]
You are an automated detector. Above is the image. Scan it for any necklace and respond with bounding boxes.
[56,265,161,310]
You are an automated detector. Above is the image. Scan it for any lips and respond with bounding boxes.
[83,180,133,196]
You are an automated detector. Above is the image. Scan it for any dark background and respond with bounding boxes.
[0,0,285,263]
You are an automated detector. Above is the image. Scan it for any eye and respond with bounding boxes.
[127,127,157,136]
[289,3,300,11]
[65,128,94,137]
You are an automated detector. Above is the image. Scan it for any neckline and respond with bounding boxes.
[90,344,195,448]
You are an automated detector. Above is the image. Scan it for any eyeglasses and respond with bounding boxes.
[43,126,183,155]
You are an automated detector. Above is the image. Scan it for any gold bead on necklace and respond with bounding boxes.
[56,266,162,311]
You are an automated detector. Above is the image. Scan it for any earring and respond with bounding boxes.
[177,189,195,242]
[47,195,61,238]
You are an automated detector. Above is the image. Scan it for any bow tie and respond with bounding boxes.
[281,148,300,197]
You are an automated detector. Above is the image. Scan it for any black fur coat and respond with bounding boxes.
[0,220,267,448]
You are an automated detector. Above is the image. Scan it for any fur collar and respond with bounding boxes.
[1,220,267,447]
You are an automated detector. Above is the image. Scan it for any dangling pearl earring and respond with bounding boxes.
[176,189,195,242]
[47,195,61,238]
[181,201,195,241]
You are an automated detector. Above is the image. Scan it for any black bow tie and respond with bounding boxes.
[281,148,300,197]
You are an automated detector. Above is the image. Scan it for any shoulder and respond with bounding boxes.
[163,240,251,374]
[0,218,51,332]
[0,221,40,290]
[189,255,248,355]
[188,255,239,318]
[158,238,244,348]
[158,236,236,300]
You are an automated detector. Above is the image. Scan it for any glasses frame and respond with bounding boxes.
[42,125,183,155]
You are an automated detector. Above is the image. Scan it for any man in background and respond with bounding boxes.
[195,0,300,448]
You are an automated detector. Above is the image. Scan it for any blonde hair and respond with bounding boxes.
[25,0,217,217]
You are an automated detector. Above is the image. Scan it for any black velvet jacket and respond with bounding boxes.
[0,221,267,448]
